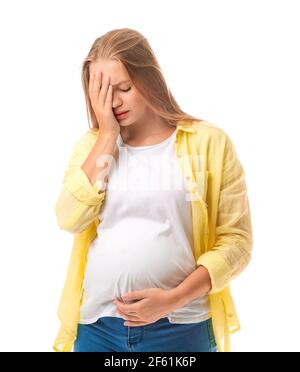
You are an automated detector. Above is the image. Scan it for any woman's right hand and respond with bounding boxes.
[89,71,121,136]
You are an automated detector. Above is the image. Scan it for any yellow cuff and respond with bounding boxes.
[64,167,105,206]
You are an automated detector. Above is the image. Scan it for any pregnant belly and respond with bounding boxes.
[83,221,196,297]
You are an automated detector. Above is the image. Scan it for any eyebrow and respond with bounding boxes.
[111,80,131,87]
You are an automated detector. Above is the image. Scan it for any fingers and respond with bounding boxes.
[89,71,112,111]
[105,82,112,109]
[89,70,104,101]
[99,74,110,106]
[124,321,150,327]
[89,71,101,102]
[116,301,139,312]
[116,307,140,321]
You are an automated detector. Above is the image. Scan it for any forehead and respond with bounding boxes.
[89,59,130,81]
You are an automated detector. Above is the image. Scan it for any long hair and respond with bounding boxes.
[81,28,204,131]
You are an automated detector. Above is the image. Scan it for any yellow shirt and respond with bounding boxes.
[53,120,253,352]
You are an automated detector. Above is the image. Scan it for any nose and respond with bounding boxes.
[112,93,123,108]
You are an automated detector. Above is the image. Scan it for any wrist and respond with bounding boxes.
[97,129,119,140]
[167,287,187,310]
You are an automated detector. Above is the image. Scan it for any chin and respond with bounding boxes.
[120,121,133,126]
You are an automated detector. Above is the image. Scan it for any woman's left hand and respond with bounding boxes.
[113,288,179,326]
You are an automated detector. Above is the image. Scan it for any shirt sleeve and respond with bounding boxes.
[197,133,253,294]
[54,132,106,234]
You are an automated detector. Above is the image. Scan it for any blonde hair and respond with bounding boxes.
[81,28,204,131]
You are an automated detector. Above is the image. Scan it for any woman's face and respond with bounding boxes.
[89,58,152,127]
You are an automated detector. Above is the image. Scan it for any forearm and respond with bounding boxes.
[170,265,212,309]
[81,130,119,190]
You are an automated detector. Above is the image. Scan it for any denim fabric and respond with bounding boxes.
[73,316,218,352]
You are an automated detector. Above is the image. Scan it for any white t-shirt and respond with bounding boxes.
[79,128,211,324]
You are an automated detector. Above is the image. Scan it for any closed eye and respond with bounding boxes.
[120,87,131,92]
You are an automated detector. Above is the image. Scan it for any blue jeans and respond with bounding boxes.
[73,316,218,352]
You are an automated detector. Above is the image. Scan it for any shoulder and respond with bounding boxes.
[188,120,232,147]
[71,129,97,155]
[77,128,98,144]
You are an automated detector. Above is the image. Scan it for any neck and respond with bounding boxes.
[120,113,174,144]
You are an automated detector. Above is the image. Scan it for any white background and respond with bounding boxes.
[0,0,299,352]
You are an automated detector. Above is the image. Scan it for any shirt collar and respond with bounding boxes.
[176,121,197,133]
[89,121,197,135]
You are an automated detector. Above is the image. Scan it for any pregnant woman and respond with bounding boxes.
[53,28,253,353]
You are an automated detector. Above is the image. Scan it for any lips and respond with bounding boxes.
[115,111,129,116]
[115,111,129,119]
